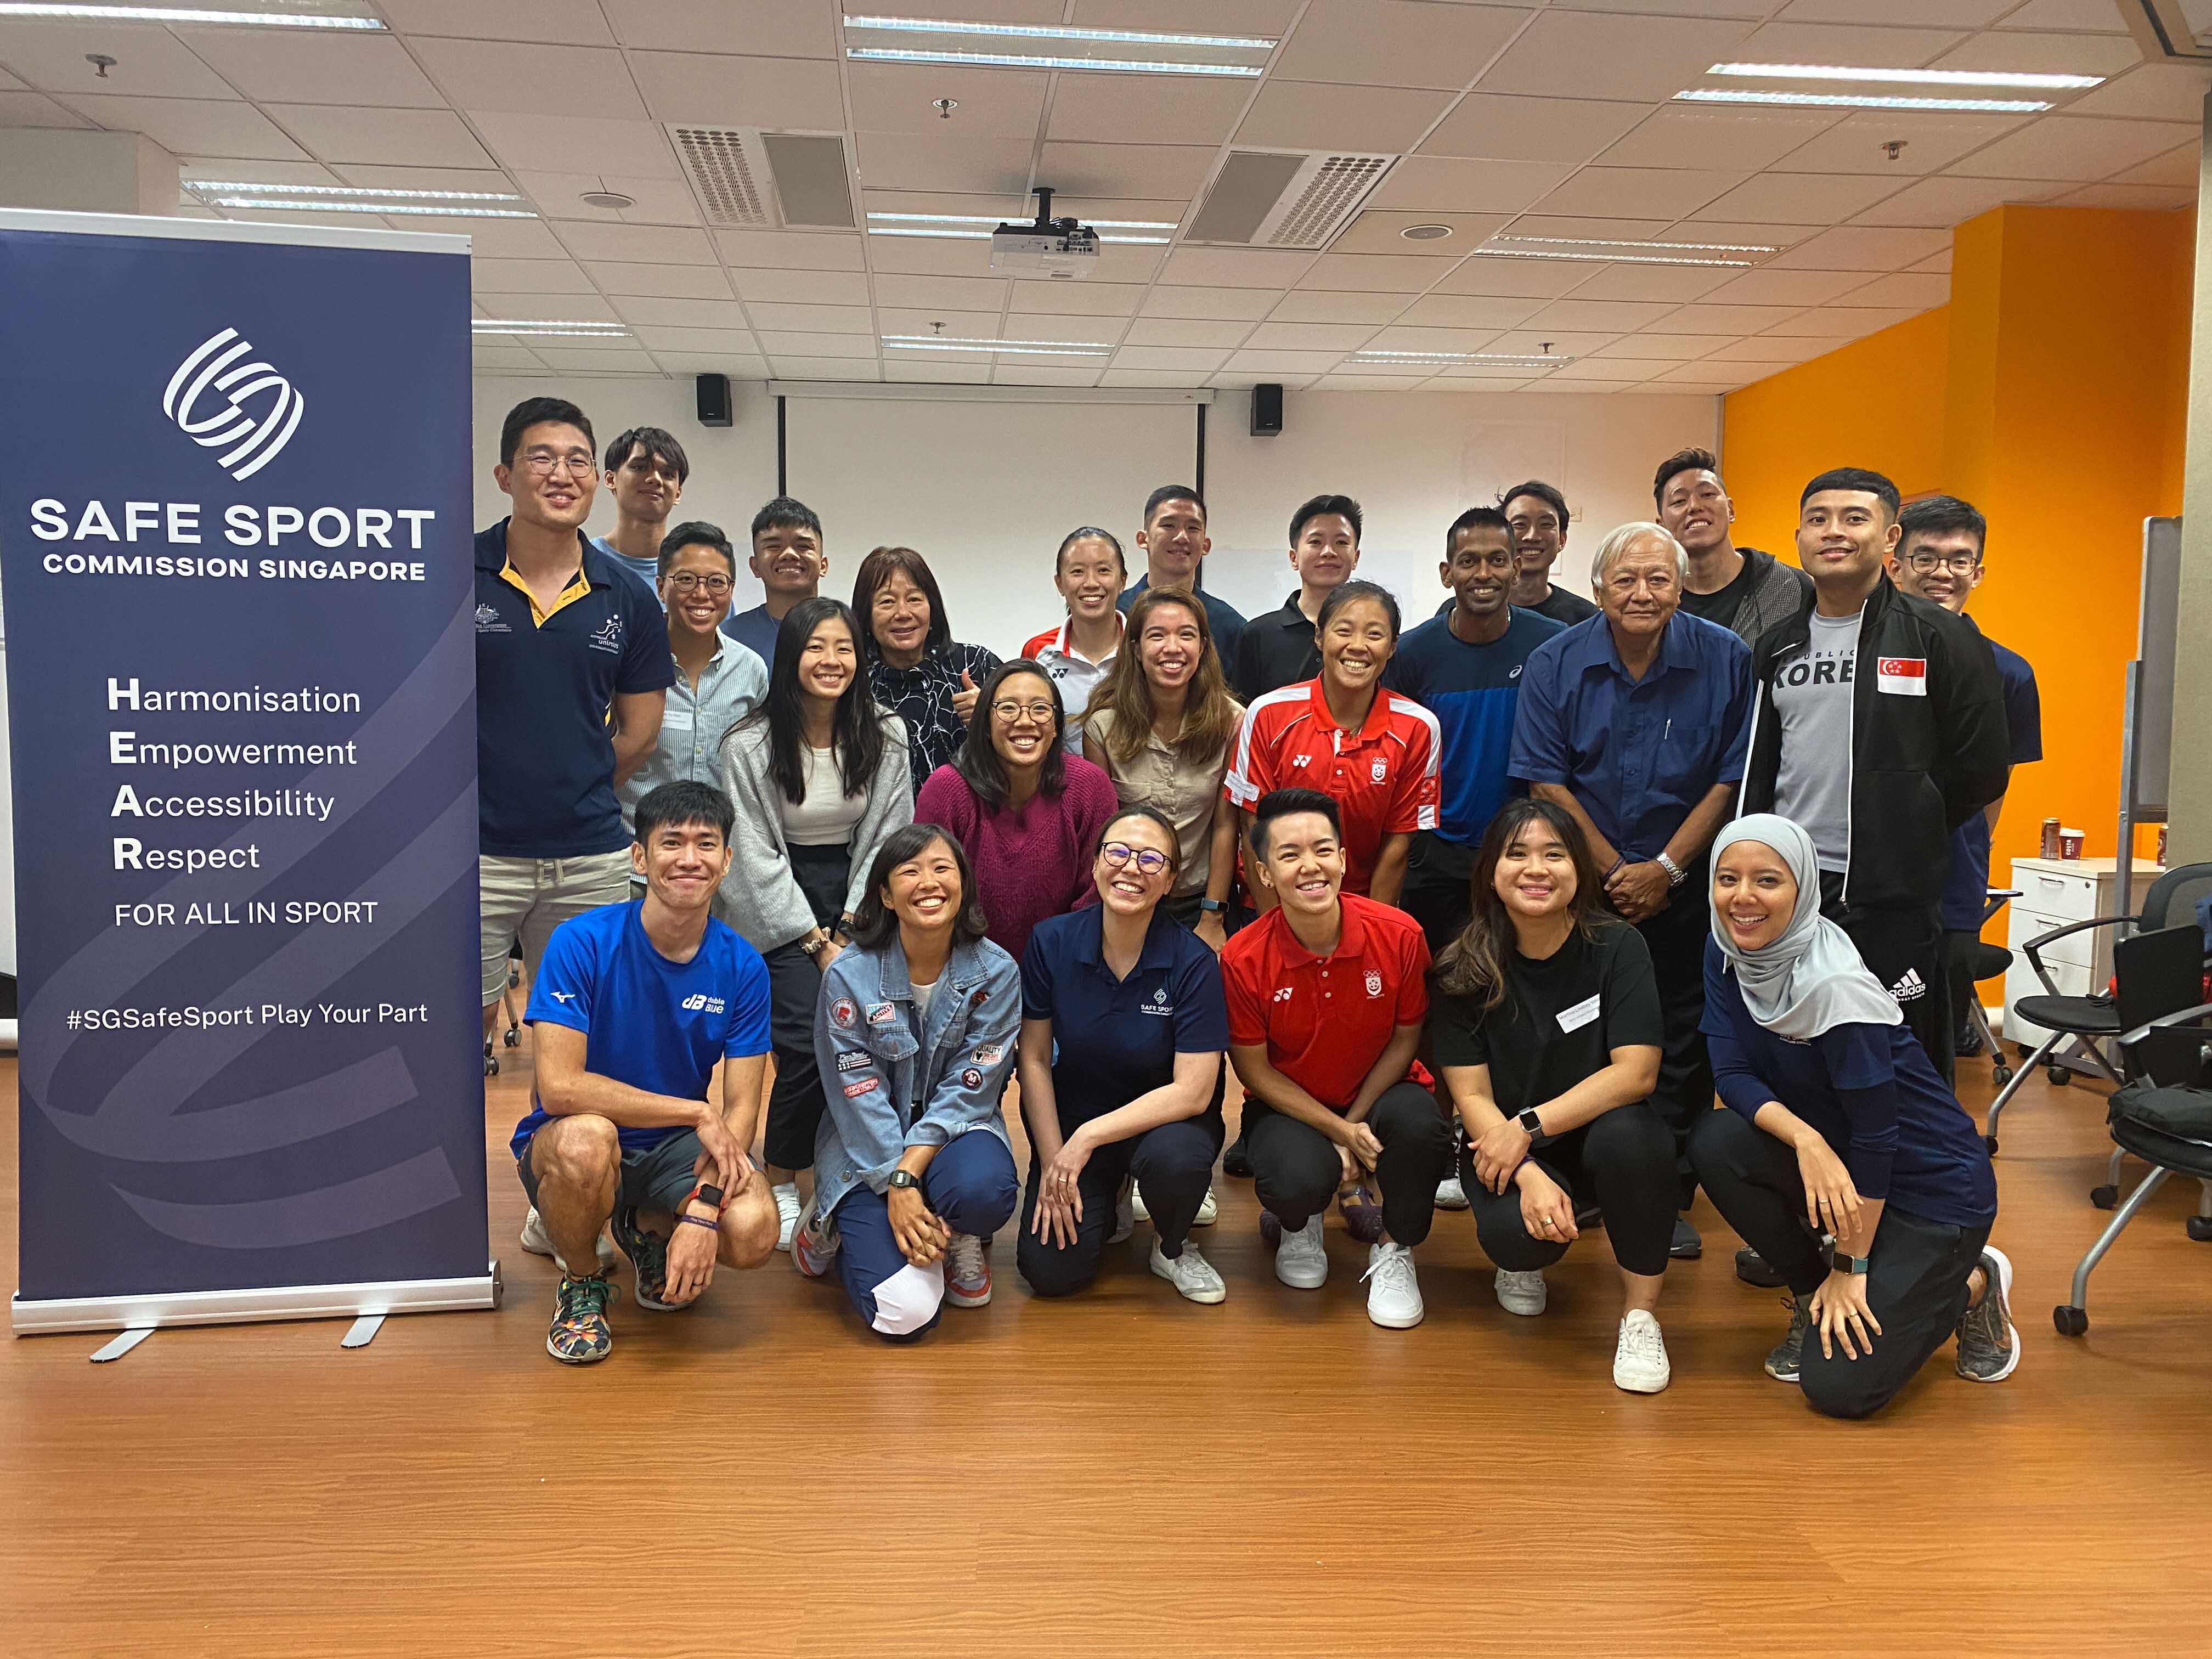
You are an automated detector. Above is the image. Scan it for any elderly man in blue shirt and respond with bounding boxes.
[1509,521,1752,1260]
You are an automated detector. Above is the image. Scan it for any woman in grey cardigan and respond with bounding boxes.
[716,596,913,1250]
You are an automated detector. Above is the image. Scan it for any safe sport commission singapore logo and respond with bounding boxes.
[162,326,304,483]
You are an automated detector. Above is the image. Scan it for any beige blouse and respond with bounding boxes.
[1082,701,1244,899]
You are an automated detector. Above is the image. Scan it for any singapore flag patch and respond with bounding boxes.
[1876,656,1927,696]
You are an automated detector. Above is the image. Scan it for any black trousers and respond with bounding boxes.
[1016,1115,1223,1296]
[1246,1081,1452,1248]
[1945,929,1984,1047]
[762,843,850,1173]
[1633,881,1714,1209]
[1820,874,1953,1088]
[1690,1109,1991,1420]
[1465,1101,1678,1277]
[1400,830,1475,957]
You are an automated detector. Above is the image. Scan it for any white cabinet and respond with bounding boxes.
[2000,856,2160,1045]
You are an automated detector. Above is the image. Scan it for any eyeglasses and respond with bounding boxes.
[665,573,733,595]
[1905,550,1980,575]
[1101,842,1170,875]
[518,448,596,477]
[990,699,1056,723]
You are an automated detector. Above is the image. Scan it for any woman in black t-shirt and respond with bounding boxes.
[1432,798,1678,1394]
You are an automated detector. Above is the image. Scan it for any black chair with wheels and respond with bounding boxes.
[1957,890,2017,1088]
[2081,924,2212,1207]
[1984,860,2212,1153]
[2053,996,2212,1338]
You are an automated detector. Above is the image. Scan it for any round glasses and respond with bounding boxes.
[1905,550,1980,575]
[1101,842,1169,875]
[990,699,1056,723]
[665,573,733,595]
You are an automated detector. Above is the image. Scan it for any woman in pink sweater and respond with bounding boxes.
[916,658,1120,965]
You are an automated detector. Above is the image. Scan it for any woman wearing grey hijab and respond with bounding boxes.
[1689,814,2018,1419]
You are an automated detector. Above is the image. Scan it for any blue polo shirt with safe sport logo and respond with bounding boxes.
[1019,905,1231,1134]
[475,519,675,859]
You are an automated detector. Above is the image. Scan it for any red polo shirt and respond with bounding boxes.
[1221,893,1431,1109]
[1222,679,1440,894]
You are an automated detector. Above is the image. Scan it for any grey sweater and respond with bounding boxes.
[713,713,913,952]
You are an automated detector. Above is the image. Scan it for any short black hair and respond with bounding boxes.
[1801,466,1901,519]
[633,780,734,844]
[1249,786,1342,856]
[1057,525,1126,577]
[1098,803,1184,879]
[1652,446,1722,510]
[499,396,593,467]
[849,824,991,951]
[1317,577,1400,641]
[657,519,735,579]
[752,495,823,545]
[1499,479,1569,525]
[1143,484,1205,526]
[1445,506,1512,556]
[1290,493,1362,548]
[953,658,1067,809]
[603,425,690,485]
[1897,493,1987,556]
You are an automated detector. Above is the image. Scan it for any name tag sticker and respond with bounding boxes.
[659,706,695,731]
[1557,993,1601,1034]
[1876,656,1927,696]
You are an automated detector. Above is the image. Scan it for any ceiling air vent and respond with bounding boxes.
[2121,0,2212,60]
[667,127,857,229]
[1185,150,1397,249]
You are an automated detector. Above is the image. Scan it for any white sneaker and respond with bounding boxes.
[946,1233,992,1307]
[1109,1176,1135,1245]
[519,1205,614,1271]
[1362,1241,1424,1329]
[1494,1268,1547,1316]
[1274,1214,1328,1288]
[1149,1239,1226,1304]
[771,1182,801,1252]
[1613,1309,1671,1393]
[1434,1175,1470,1211]
[1128,1177,1150,1226]
[1194,1186,1217,1226]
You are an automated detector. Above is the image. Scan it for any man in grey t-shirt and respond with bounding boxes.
[1770,607,1860,871]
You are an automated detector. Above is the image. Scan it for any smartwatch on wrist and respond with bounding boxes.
[683,1182,726,1216]
[1516,1107,1544,1143]
[887,1169,920,1190]
[1655,851,1686,887]
[1830,1249,1870,1275]
[1198,898,1227,915]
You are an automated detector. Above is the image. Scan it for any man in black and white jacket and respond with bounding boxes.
[1740,467,2010,1088]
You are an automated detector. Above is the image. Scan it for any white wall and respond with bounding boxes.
[471,374,1719,657]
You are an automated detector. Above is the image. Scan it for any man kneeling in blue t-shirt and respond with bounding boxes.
[512,780,779,1364]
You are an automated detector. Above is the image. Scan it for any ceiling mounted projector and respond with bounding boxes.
[990,187,1099,280]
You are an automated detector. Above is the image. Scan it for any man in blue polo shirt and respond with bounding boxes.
[1510,521,1751,1260]
[476,396,674,1046]
[516,781,778,1364]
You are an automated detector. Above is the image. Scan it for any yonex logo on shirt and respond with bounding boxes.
[1272,986,1293,1002]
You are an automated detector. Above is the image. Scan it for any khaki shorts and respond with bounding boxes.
[479,850,634,1004]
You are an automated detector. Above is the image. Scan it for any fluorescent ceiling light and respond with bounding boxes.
[1494,234,1777,255]
[1678,87,2047,114]
[0,3,383,25]
[190,180,523,201]
[848,46,1259,75]
[474,320,629,337]
[867,211,1178,230]
[212,198,536,218]
[882,335,1111,356]
[1355,351,1576,365]
[865,225,1169,244]
[1472,245,1756,269]
[844,15,1275,49]
[1710,61,2101,91]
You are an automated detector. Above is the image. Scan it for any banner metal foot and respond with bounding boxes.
[340,1314,384,1348]
[90,1326,154,1363]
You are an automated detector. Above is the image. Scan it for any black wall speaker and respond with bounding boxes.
[696,372,733,427]
[1251,382,1284,436]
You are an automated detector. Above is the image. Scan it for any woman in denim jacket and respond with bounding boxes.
[794,823,1020,1340]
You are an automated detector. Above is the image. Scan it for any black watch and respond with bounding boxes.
[1198,898,1227,915]
[1516,1108,1544,1142]
[887,1169,920,1190]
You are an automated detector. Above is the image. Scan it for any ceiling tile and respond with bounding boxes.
[875,307,1006,338]
[1273,0,1531,91]
[1658,302,1809,331]
[853,130,1034,194]
[1993,0,2129,28]
[179,160,338,188]
[2064,64,2212,122]
[0,22,236,97]
[1693,172,1907,223]
[1362,324,1505,350]
[758,331,878,357]
[728,267,872,304]
[1929,30,2145,75]
[405,215,567,256]
[1394,293,1546,328]
[1544,358,1652,380]
[630,51,847,128]
[1300,252,1454,292]
[1701,335,1829,363]
[60,95,308,161]
[1774,0,2013,27]
[999,315,1125,343]
[1368,156,1577,215]
[610,295,756,328]
[1767,226,1950,270]
[1505,215,1676,241]
[1035,140,1217,198]
[471,345,544,372]
[716,229,865,269]
[1125,318,1256,347]
[413,40,646,120]
[1835,270,1950,307]
[604,0,835,56]
[1431,256,1598,297]
[380,2,614,43]
[475,257,596,292]
[587,261,735,297]
[745,303,876,334]
[1949,116,2198,182]
[1062,242,1167,283]
[1421,94,1649,164]
[1600,108,1842,172]
[1316,373,1434,390]
[550,220,718,263]
[1911,249,1952,271]
[1332,211,1508,256]
[2052,182,2197,210]
[2112,143,2202,188]
[1776,111,2024,177]
[1758,304,1917,334]
[1269,290,1414,324]
[771,357,880,379]
[1593,333,1740,358]
[1517,297,1683,329]
[1728,19,1966,62]
[1566,0,1769,15]
[1243,321,1380,350]
[537,345,663,372]
[475,291,620,322]
[633,324,761,351]
[1475,13,1757,101]
[1160,247,1316,287]
[845,62,1047,138]
[1098,368,1212,387]
[995,365,1106,385]
[1014,280,1147,314]
[516,171,699,224]
[453,111,663,174]
[1697,267,1872,305]
[179,30,445,107]
[1226,349,1350,372]
[1112,346,1235,370]
[889,359,992,382]
[1522,377,1641,392]
[1530,166,1746,219]
[872,274,1012,309]
[864,236,1010,277]
[663,353,771,379]
[1045,72,1252,146]
[1565,263,1740,301]
[1209,373,1321,391]
[0,90,88,127]
[1848,173,2062,225]
[1485,330,1620,355]
[1234,81,1454,152]
[1139,286,1278,319]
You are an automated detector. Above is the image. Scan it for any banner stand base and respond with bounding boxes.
[13,1259,502,1336]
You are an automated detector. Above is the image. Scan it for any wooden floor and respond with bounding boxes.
[4,1037,2210,1658]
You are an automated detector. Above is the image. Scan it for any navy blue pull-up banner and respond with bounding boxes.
[0,211,493,1333]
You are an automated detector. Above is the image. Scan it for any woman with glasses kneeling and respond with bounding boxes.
[1430,798,1676,1393]
[796,825,1021,1340]
[1017,806,1230,1305]
[1691,815,2017,1417]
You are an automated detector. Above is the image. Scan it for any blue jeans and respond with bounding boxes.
[832,1130,1018,1342]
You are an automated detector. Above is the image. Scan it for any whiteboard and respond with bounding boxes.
[782,392,1201,661]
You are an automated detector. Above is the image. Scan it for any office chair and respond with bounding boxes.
[1960,889,2017,1088]
[1983,861,2212,1153]
[2052,991,2212,1337]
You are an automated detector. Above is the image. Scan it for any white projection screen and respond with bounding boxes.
[780,388,1204,663]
